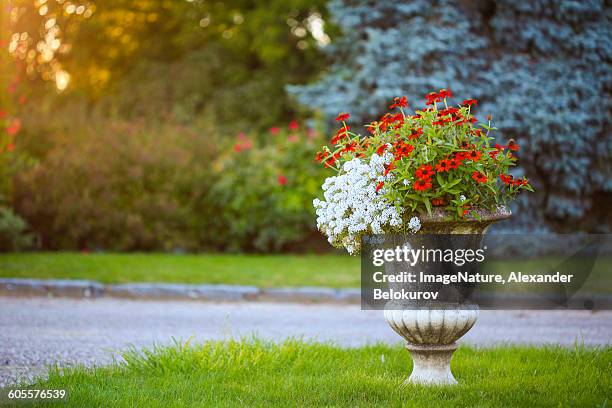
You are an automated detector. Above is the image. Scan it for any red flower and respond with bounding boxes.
[511,177,529,187]
[315,150,329,162]
[500,174,513,185]
[393,140,414,160]
[335,112,350,122]
[398,143,414,157]
[342,141,357,153]
[426,89,452,104]
[288,120,299,130]
[489,144,503,159]
[324,152,341,168]
[438,107,460,116]
[432,115,454,126]
[366,122,377,134]
[391,113,405,128]
[376,143,389,155]
[472,171,487,183]
[408,127,423,140]
[376,181,385,192]
[438,88,452,99]
[435,159,453,173]
[500,174,510,183]
[0,110,6,119]
[506,140,520,151]
[331,125,350,144]
[466,150,482,162]
[454,151,467,161]
[6,118,21,136]
[391,113,404,122]
[389,96,408,109]
[449,155,463,169]
[383,161,395,176]
[425,92,441,106]
[378,113,393,131]
[413,178,432,192]
[415,164,435,180]
[462,99,478,106]
[6,143,14,152]
[277,175,287,186]
[270,127,280,135]
[431,197,445,206]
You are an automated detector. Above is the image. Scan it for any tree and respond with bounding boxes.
[289,0,612,232]
[7,0,334,131]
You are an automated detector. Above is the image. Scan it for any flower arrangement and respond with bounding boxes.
[313,89,533,254]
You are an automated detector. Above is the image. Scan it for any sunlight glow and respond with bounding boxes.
[55,70,70,91]
[306,13,330,46]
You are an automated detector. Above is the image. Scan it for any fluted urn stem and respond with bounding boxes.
[405,343,458,385]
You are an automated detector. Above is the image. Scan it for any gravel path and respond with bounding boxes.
[1,296,611,387]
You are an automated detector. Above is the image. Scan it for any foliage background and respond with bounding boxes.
[289,0,612,233]
[0,0,610,252]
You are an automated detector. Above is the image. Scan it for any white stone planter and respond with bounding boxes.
[384,305,478,384]
[383,207,511,385]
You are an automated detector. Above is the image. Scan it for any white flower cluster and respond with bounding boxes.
[313,154,403,254]
[408,216,421,233]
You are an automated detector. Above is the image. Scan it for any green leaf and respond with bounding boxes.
[423,197,432,215]
[436,172,445,188]
[405,193,421,201]
[484,183,498,195]
[447,179,462,188]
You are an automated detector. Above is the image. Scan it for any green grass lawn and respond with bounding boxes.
[1,253,611,291]
[3,340,610,407]
[0,253,360,288]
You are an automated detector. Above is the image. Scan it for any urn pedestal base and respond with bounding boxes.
[384,307,478,386]
[404,343,458,385]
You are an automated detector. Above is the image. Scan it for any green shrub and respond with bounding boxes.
[13,112,329,252]
[14,120,220,251]
[0,206,32,251]
[212,124,327,252]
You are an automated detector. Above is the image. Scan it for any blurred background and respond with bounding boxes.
[0,0,610,254]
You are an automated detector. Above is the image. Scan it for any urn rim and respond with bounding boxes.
[417,205,511,224]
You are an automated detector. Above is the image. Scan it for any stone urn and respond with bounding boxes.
[383,207,511,385]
